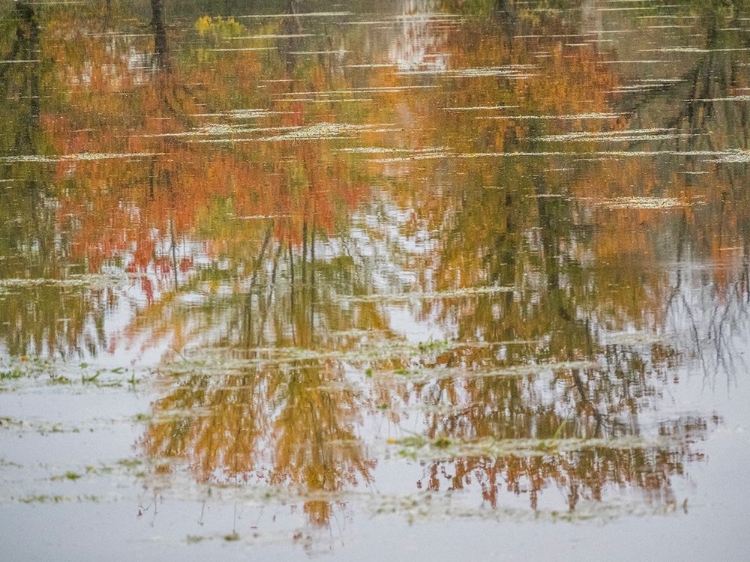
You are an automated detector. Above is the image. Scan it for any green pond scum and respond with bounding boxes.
[1,0,750,560]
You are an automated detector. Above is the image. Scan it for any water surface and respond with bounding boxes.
[1,0,750,560]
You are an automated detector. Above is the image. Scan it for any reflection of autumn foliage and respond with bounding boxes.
[376,4,750,342]
[1,2,377,358]
[419,437,697,511]
[36,8,374,287]
[140,360,375,527]
[271,362,375,525]
[3,0,744,525]
[136,218,387,526]
[352,9,740,514]
[55,140,369,271]
[383,339,702,511]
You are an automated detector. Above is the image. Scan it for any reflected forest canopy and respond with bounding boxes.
[2,0,750,531]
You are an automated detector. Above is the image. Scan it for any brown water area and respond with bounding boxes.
[1,0,750,560]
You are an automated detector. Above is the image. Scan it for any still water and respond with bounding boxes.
[1,0,750,559]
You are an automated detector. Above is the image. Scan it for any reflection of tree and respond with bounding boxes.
[385,185,702,508]
[130,0,726,517]
[363,3,723,512]
[0,1,40,154]
[0,3,107,358]
[271,359,374,526]
[591,2,750,379]
[140,232,384,526]
[0,0,192,359]
[142,361,374,526]
[418,424,701,511]
[397,337,703,509]
[2,0,743,523]
[0,0,386,359]
[150,0,170,71]
[613,3,750,154]
[137,132,386,525]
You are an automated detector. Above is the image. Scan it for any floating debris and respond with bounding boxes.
[442,105,519,111]
[610,79,684,93]
[482,112,627,121]
[278,85,436,97]
[188,126,305,143]
[206,47,275,52]
[257,122,399,141]
[694,96,750,102]
[390,433,689,460]
[235,214,292,220]
[345,63,397,68]
[604,331,671,346]
[535,128,685,142]
[714,150,750,163]
[600,59,669,64]
[229,33,316,39]
[583,196,688,209]
[368,153,453,162]
[138,124,253,138]
[337,146,449,154]
[339,286,515,303]
[397,65,536,78]
[236,11,352,18]
[641,47,750,53]
[0,274,128,290]
[289,50,349,55]
[0,152,158,163]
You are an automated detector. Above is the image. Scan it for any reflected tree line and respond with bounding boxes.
[1,0,748,528]
[0,2,102,357]
[389,0,749,510]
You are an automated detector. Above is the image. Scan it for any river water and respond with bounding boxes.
[1,0,750,560]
